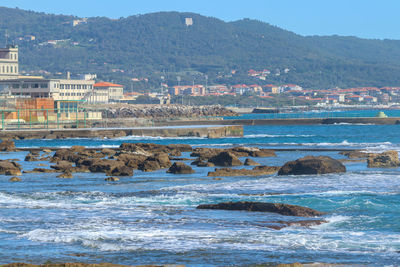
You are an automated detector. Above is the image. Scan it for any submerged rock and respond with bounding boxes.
[278,156,346,175]
[207,166,279,177]
[9,177,21,182]
[57,171,73,178]
[367,150,400,168]
[340,150,371,159]
[105,176,120,181]
[197,201,325,217]
[167,162,195,174]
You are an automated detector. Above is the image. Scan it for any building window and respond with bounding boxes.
[6,66,9,73]
[40,83,48,88]
[33,84,39,88]
[66,85,70,89]
[12,84,19,89]
[60,93,64,96]
[22,83,29,89]
[60,84,64,89]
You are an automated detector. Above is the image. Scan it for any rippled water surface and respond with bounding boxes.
[1,124,400,266]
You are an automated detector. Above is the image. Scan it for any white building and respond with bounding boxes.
[0,45,19,80]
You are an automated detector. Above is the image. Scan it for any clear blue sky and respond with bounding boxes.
[1,0,399,40]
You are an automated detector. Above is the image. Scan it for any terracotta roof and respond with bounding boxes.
[94,82,123,87]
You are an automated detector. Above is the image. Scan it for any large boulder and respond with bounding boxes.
[50,161,73,172]
[208,151,243,167]
[197,201,325,217]
[167,162,195,174]
[109,165,133,176]
[0,161,22,176]
[51,149,80,163]
[0,139,15,152]
[150,152,172,168]
[367,150,400,168]
[138,160,161,172]
[278,156,346,175]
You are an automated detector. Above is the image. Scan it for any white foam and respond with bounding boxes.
[243,134,316,138]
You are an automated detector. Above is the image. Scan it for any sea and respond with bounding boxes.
[0,117,400,266]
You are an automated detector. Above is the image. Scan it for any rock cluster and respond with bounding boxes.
[0,139,16,152]
[103,104,238,119]
[367,150,400,168]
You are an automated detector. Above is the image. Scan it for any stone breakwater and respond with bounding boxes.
[99,104,238,119]
[0,125,243,140]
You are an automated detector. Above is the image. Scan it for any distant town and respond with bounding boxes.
[1,44,400,113]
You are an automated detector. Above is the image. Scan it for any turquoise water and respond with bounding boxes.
[224,109,400,120]
[1,124,400,266]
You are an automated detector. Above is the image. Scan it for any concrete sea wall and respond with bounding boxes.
[0,125,243,140]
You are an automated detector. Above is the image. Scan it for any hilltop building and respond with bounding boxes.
[0,45,19,80]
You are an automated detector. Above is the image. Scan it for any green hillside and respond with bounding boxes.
[1,6,400,89]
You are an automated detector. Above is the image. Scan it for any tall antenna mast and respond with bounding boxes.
[5,29,9,46]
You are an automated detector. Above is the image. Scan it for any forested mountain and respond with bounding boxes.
[1,6,400,89]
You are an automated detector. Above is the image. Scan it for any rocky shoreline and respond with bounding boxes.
[1,139,390,266]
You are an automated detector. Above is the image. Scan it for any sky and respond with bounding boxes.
[1,0,399,40]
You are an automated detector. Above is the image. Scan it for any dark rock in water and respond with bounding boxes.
[105,176,119,181]
[340,150,371,159]
[169,150,182,157]
[50,161,73,172]
[101,148,116,157]
[51,148,80,163]
[367,150,400,168]
[70,145,86,153]
[9,177,21,182]
[191,158,215,167]
[208,151,242,167]
[109,165,133,176]
[244,158,260,166]
[197,201,325,217]
[167,162,195,174]
[116,153,147,169]
[190,147,223,160]
[138,160,161,172]
[23,168,57,174]
[150,152,172,168]
[57,171,73,178]
[0,160,22,176]
[278,156,346,175]
[0,139,15,152]
[249,149,276,157]
[24,153,40,161]
[170,157,191,161]
[207,166,279,177]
